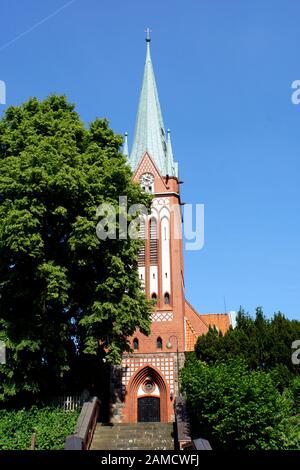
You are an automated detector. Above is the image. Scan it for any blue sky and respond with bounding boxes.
[0,0,299,320]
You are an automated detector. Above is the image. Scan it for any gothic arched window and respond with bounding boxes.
[138,217,146,267]
[164,293,170,305]
[156,337,163,349]
[151,293,157,305]
[133,338,139,350]
[149,218,158,265]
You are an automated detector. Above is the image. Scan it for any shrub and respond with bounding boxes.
[181,358,295,450]
[0,406,79,450]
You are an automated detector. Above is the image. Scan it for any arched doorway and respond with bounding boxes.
[127,365,169,423]
[138,397,160,422]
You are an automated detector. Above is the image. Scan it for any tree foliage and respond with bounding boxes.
[195,308,300,376]
[0,95,152,402]
[182,307,300,449]
[181,358,298,450]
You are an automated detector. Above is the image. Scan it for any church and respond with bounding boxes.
[110,31,236,424]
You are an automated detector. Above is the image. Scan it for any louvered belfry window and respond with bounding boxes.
[149,218,158,265]
[138,217,146,267]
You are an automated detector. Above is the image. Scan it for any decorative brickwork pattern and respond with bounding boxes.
[122,355,175,395]
[152,197,170,207]
[134,153,160,180]
[151,311,173,322]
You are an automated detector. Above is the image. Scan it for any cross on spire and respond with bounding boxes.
[129,30,178,177]
[145,27,152,42]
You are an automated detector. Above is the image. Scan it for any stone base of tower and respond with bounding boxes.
[109,352,185,424]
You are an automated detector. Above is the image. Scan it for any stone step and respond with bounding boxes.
[98,423,173,429]
[91,422,174,451]
[93,434,172,441]
[93,429,173,437]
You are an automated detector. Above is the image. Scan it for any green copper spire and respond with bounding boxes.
[130,31,178,177]
[123,132,129,157]
[167,129,178,176]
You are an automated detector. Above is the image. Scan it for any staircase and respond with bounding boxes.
[90,423,175,450]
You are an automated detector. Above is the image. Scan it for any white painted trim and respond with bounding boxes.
[150,266,158,295]
[161,215,171,296]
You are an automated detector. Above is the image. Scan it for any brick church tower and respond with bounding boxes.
[110,32,236,423]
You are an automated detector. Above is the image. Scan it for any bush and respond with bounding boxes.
[195,309,300,377]
[0,406,79,450]
[181,358,297,450]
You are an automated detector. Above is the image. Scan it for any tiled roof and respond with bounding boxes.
[200,314,231,335]
[185,318,198,352]
[184,300,232,352]
[185,300,209,352]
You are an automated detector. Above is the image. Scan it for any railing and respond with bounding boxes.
[189,438,212,450]
[64,397,100,450]
[49,390,91,411]
[174,394,192,449]
[174,394,212,450]
[55,395,87,411]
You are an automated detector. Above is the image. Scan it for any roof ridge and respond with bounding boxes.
[185,299,210,329]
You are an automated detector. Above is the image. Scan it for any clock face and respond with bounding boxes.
[140,173,154,186]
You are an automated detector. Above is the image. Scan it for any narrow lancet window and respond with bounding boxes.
[149,218,158,265]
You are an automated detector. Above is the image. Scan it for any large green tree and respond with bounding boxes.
[0,95,152,402]
[181,358,297,450]
[186,307,300,449]
[195,308,300,377]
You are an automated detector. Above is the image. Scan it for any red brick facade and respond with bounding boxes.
[111,153,234,423]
